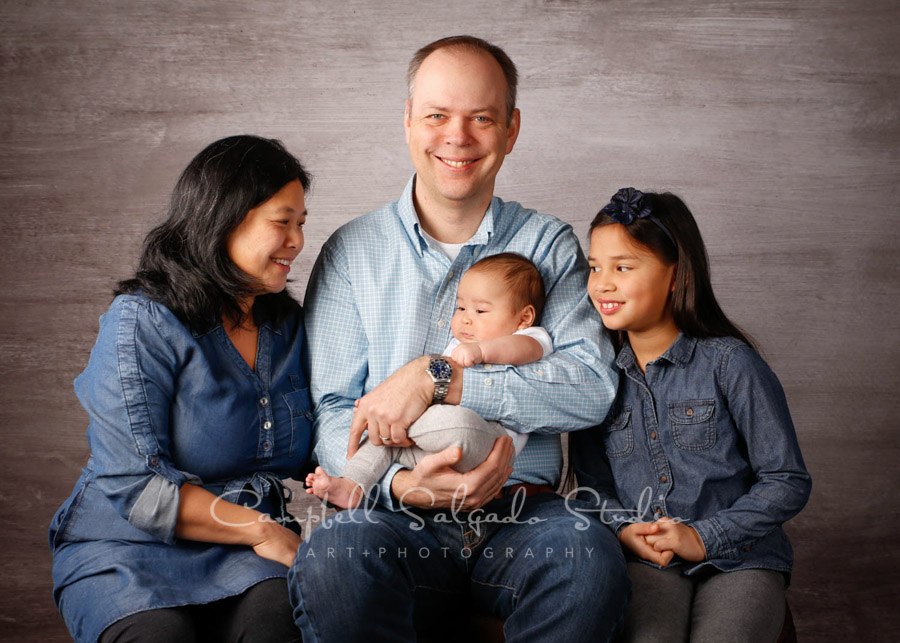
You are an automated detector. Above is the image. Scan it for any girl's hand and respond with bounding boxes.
[643,517,706,563]
[619,522,674,567]
[250,520,302,568]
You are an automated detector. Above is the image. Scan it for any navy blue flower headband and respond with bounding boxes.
[600,187,676,247]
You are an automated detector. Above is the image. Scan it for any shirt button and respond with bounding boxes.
[744,545,751,552]
[260,396,269,406]
[685,408,694,417]
[660,475,668,483]
[438,320,446,328]
[484,378,493,386]
[483,364,493,369]
[148,455,159,467]
[262,441,271,450]
[474,248,480,257]
[447,271,454,279]
[536,369,544,376]
[656,507,663,515]
[650,431,658,439]
[263,421,272,430]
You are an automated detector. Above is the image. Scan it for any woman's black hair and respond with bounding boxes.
[116,135,311,331]
[589,191,755,352]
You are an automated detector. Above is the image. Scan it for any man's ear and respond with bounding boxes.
[404,99,412,144]
[505,108,521,155]
[517,304,536,330]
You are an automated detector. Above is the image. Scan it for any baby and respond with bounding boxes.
[306,252,553,509]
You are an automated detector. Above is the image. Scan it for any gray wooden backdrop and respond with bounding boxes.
[2,0,897,639]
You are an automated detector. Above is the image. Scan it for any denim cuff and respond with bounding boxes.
[690,517,737,560]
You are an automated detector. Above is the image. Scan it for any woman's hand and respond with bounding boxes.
[250,520,303,568]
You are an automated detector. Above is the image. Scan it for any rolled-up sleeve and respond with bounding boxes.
[75,297,200,544]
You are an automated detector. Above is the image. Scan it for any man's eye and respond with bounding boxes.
[474,116,491,123]
[428,114,445,120]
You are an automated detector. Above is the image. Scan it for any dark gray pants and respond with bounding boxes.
[623,562,785,643]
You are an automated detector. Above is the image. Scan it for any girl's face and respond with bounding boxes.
[588,224,677,337]
[226,179,306,299]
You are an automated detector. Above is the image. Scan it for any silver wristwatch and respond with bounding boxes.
[425,356,452,405]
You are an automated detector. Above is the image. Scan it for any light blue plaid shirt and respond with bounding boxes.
[303,176,618,509]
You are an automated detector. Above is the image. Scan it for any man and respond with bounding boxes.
[290,36,628,641]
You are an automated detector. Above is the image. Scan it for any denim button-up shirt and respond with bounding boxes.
[49,294,312,642]
[571,334,811,579]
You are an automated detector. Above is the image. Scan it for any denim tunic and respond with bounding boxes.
[49,294,312,642]
[571,334,811,581]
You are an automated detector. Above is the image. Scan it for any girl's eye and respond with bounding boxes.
[617,266,631,273]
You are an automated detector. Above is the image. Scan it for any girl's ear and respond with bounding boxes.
[670,264,680,293]
[517,305,536,330]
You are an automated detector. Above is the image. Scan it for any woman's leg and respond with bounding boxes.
[99,607,196,643]
[203,578,301,643]
[622,562,693,643]
[690,569,785,643]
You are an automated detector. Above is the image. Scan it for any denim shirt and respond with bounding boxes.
[49,294,312,642]
[571,334,811,579]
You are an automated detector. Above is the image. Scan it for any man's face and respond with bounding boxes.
[405,47,520,216]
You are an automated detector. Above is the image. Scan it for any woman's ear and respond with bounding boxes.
[517,305,536,330]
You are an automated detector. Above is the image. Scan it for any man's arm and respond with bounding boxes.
[458,221,618,434]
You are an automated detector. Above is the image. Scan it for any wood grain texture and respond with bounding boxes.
[2,0,898,639]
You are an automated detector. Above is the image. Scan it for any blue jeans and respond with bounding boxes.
[287,493,629,642]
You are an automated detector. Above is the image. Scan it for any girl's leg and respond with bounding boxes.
[622,562,693,643]
[690,569,785,643]
[99,607,196,643]
[202,578,301,643]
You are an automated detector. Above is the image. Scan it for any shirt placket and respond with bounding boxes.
[254,328,276,460]
[629,365,673,520]
[421,247,468,354]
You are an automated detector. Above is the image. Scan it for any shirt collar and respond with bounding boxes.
[399,174,495,257]
[615,333,697,370]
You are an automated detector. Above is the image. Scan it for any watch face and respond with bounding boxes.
[430,359,452,381]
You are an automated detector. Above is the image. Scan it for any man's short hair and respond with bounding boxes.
[467,252,545,321]
[407,35,518,123]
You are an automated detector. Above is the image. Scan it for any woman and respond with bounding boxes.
[49,135,312,642]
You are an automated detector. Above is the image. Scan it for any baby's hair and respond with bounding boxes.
[467,252,545,321]
[590,192,754,351]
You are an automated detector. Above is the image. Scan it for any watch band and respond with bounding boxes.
[426,356,452,405]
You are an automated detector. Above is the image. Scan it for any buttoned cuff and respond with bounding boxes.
[690,517,737,560]
[377,462,408,512]
[459,365,505,418]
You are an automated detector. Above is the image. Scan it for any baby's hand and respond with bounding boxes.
[451,342,484,367]
[619,522,674,567]
[643,517,706,563]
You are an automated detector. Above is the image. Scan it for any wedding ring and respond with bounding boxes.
[381,436,392,443]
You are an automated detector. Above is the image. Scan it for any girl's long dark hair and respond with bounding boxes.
[116,135,311,331]
[590,192,755,352]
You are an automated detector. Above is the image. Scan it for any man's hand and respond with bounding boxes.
[619,522,675,567]
[451,342,484,368]
[347,356,434,456]
[390,437,515,511]
[643,517,707,563]
[347,356,463,457]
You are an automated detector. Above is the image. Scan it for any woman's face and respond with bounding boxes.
[226,178,306,297]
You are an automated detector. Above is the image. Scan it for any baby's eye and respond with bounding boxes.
[475,309,487,314]
[456,306,465,312]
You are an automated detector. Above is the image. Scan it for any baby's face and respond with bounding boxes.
[451,269,529,343]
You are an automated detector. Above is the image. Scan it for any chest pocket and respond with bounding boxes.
[604,407,634,459]
[283,379,312,457]
[668,400,716,451]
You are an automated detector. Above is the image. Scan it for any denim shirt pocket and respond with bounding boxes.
[604,406,634,458]
[283,377,313,457]
[669,400,717,451]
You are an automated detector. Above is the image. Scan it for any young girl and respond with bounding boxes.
[571,188,812,642]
